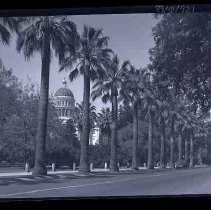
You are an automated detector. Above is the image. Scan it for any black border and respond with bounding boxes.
[1,3,211,17]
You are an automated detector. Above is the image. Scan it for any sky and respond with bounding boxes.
[0,13,158,112]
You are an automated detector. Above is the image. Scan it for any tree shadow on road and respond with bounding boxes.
[0,173,112,187]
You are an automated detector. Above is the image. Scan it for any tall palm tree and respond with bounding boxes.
[158,103,168,168]
[168,109,186,168]
[166,87,186,168]
[60,26,112,173]
[120,66,144,170]
[182,123,190,166]
[177,121,183,163]
[92,55,130,172]
[139,71,161,170]
[17,16,78,175]
[189,128,194,167]
[185,113,200,168]
[144,96,157,169]
[176,108,189,164]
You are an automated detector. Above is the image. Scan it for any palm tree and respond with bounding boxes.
[17,16,78,175]
[168,109,186,168]
[158,103,168,168]
[189,128,194,167]
[182,124,190,167]
[120,66,144,170]
[139,71,161,170]
[92,55,130,172]
[177,121,183,163]
[60,25,112,173]
[168,112,176,168]
[97,108,112,145]
[166,87,186,168]
[144,97,157,169]
[148,78,169,169]
[185,113,200,168]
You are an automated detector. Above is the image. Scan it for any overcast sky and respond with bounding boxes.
[0,13,158,112]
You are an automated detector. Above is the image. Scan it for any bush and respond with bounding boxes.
[175,159,187,169]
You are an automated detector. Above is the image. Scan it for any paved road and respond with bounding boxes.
[0,167,211,198]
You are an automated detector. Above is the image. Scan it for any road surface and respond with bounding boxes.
[0,167,211,198]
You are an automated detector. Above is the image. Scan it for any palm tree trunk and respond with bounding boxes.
[160,111,166,168]
[98,127,102,145]
[107,129,111,145]
[198,147,203,165]
[110,88,118,172]
[206,137,209,164]
[169,116,175,168]
[79,75,90,173]
[79,126,82,141]
[189,131,194,167]
[147,108,154,169]
[33,33,50,175]
[178,126,183,162]
[185,136,189,167]
[132,101,139,170]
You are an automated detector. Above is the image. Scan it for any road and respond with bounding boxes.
[0,167,211,198]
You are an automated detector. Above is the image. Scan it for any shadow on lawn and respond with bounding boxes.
[0,167,179,187]
[0,173,112,187]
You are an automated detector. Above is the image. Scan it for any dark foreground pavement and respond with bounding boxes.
[0,167,211,198]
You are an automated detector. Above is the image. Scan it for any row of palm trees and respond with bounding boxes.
[0,16,207,175]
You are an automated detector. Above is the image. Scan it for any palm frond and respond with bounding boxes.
[69,68,79,81]
[0,24,10,44]
[91,87,103,101]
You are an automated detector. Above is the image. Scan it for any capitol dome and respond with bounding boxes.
[53,78,75,124]
[55,87,74,97]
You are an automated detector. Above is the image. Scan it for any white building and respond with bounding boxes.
[53,78,99,145]
[53,78,75,124]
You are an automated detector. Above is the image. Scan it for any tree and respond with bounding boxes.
[177,120,183,163]
[46,115,79,167]
[13,81,38,165]
[149,13,211,115]
[139,71,161,170]
[60,25,112,173]
[92,55,130,172]
[17,16,78,175]
[120,66,144,170]
[158,102,168,168]
[147,74,170,169]
[0,78,38,166]
[0,59,20,138]
[185,113,202,167]
[117,104,133,129]
[162,86,187,168]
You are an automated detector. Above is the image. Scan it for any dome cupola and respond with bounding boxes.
[55,78,74,97]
